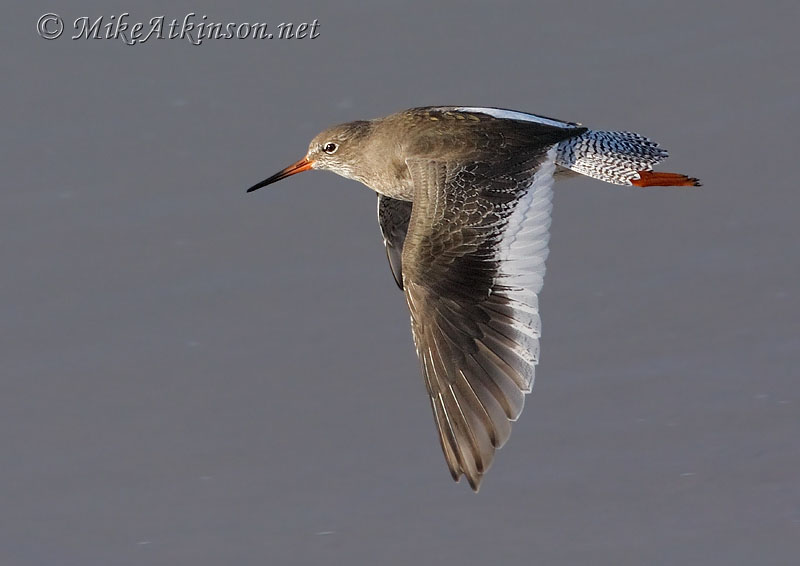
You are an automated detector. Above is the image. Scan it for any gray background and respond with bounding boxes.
[3,1,798,564]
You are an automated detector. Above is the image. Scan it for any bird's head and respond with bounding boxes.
[247,121,373,193]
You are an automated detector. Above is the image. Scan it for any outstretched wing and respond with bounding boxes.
[377,195,413,290]
[402,145,559,491]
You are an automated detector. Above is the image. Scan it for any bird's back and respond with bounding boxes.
[364,107,585,199]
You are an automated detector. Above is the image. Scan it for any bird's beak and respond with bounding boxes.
[246,157,314,193]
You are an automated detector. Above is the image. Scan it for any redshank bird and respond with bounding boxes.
[247,106,700,491]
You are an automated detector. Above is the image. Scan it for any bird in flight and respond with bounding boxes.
[247,106,700,491]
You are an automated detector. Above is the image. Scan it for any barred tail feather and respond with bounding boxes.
[556,129,699,186]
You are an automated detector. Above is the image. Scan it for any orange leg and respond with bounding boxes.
[631,171,701,187]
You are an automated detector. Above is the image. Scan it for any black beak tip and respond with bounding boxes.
[246,176,277,194]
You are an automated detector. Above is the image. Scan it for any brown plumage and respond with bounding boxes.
[247,106,700,491]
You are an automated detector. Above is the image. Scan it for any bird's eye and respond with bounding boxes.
[323,142,338,154]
